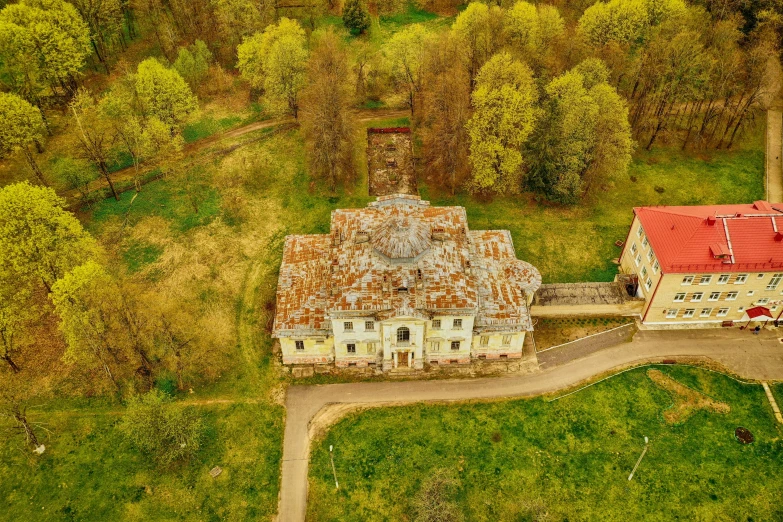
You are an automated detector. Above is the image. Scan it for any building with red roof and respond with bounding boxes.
[619,201,783,325]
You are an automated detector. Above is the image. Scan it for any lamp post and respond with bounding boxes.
[628,436,649,481]
[329,445,339,490]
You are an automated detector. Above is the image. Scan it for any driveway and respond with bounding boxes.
[278,328,783,521]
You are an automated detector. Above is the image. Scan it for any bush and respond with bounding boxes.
[343,0,371,34]
[412,469,462,522]
[119,389,205,465]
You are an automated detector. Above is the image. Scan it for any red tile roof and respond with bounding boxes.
[273,195,542,335]
[634,201,783,273]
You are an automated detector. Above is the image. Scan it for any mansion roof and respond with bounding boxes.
[634,201,783,273]
[273,195,541,336]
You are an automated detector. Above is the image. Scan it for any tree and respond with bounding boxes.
[420,31,471,194]
[384,24,432,117]
[173,40,213,89]
[51,261,142,390]
[343,0,370,34]
[465,52,539,195]
[70,88,120,200]
[119,389,204,465]
[212,0,275,53]
[503,2,565,72]
[578,0,686,47]
[237,18,309,118]
[0,182,98,294]
[300,30,355,190]
[0,93,47,186]
[50,156,99,202]
[70,0,123,72]
[451,2,504,88]
[135,58,198,131]
[0,0,92,96]
[0,277,34,373]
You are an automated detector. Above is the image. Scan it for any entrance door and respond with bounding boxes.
[398,352,409,367]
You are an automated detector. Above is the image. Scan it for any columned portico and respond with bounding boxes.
[382,318,425,370]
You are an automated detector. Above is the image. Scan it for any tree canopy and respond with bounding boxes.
[135,58,198,130]
[465,52,539,195]
[0,93,47,185]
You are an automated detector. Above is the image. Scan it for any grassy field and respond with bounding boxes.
[308,365,783,521]
[0,400,283,521]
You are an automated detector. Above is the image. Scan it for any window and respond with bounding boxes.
[699,275,712,285]
[767,274,783,290]
[709,292,721,301]
[367,342,377,354]
[396,327,410,343]
[343,321,353,331]
[635,254,642,266]
[347,343,356,353]
[684,309,696,318]
[645,278,652,291]
[718,274,730,284]
[431,341,440,352]
[674,293,686,302]
[758,273,765,279]
[642,236,649,249]
[641,267,648,278]
[717,308,730,317]
[666,309,678,318]
[700,308,712,317]
[726,291,738,300]
[757,298,769,305]
[735,274,748,284]
[432,319,441,329]
[295,340,305,351]
[653,260,660,274]
[631,243,638,254]
[453,319,462,329]
[738,306,745,313]
[637,225,644,237]
[480,336,489,346]
[451,341,460,351]
[502,334,512,345]
[691,292,704,302]
[682,276,694,285]
[365,321,375,331]
[315,339,325,344]
[647,250,654,262]
[747,290,755,297]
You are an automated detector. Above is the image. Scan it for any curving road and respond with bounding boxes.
[278,328,783,521]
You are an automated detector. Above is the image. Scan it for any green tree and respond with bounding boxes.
[173,40,213,89]
[342,0,370,34]
[384,24,432,117]
[0,0,91,96]
[451,2,504,87]
[212,0,275,52]
[70,88,120,200]
[301,30,355,190]
[70,0,123,72]
[50,156,99,202]
[0,93,47,186]
[578,0,686,46]
[135,58,198,130]
[465,52,539,195]
[0,182,98,293]
[237,18,309,118]
[119,389,205,465]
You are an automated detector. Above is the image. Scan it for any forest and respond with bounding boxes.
[0,0,781,519]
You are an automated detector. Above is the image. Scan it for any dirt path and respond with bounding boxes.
[278,328,783,522]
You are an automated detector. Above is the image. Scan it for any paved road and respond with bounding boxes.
[278,329,783,521]
[767,109,783,203]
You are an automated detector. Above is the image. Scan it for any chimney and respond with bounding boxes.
[707,216,716,225]
[775,232,783,242]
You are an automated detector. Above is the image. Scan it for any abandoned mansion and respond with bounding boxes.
[272,194,542,371]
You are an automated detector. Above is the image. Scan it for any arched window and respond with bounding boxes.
[396,327,410,343]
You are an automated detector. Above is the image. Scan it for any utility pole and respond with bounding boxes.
[628,436,649,481]
[329,445,339,490]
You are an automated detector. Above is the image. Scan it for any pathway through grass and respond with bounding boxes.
[308,365,783,521]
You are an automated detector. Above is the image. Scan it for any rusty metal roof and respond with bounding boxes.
[273,195,542,335]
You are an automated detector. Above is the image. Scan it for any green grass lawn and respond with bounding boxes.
[0,400,283,521]
[308,365,783,521]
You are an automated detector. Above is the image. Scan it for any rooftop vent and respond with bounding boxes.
[775,232,783,242]
[355,231,369,244]
[710,243,730,258]
[707,216,716,225]
[754,200,773,212]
